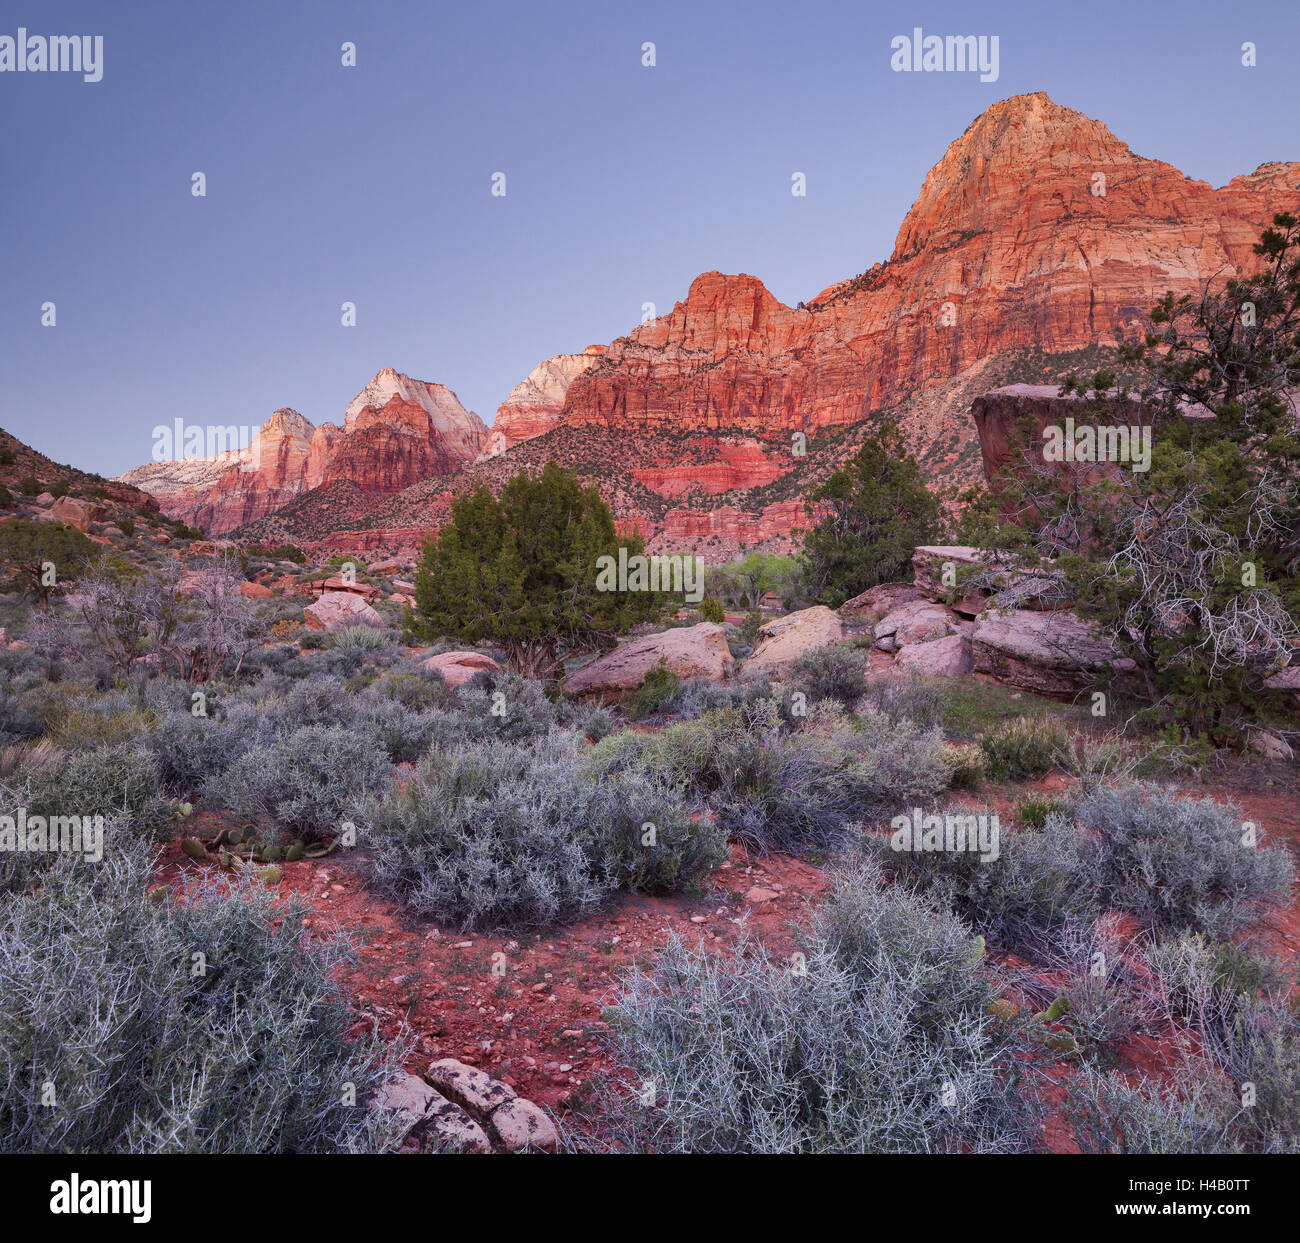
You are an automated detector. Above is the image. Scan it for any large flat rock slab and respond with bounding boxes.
[422,650,502,686]
[745,606,845,676]
[895,633,973,677]
[971,608,1132,695]
[304,590,387,631]
[873,599,962,650]
[839,582,921,627]
[565,621,733,694]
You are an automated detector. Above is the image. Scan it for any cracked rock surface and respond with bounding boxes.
[378,1063,559,1153]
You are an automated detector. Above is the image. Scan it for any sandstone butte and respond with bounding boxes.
[494,93,1298,443]
[120,369,488,535]
[119,92,1300,552]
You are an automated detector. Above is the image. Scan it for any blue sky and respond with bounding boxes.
[2,0,1297,475]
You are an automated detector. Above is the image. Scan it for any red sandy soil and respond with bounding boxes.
[157,830,828,1122]
[154,751,1299,1151]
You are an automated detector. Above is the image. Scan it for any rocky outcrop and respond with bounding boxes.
[630,441,790,499]
[377,1062,558,1154]
[895,633,973,678]
[376,1071,492,1154]
[912,544,1072,615]
[530,94,1299,471]
[119,372,487,535]
[481,347,605,457]
[1265,665,1300,712]
[121,94,1300,555]
[565,622,734,695]
[841,582,922,627]
[36,496,104,532]
[422,650,502,687]
[746,606,845,676]
[165,408,317,536]
[911,547,987,611]
[971,386,1163,538]
[303,591,387,632]
[326,370,488,490]
[971,608,1133,696]
[873,600,962,651]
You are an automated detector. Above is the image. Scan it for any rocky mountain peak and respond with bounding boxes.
[892,92,1142,260]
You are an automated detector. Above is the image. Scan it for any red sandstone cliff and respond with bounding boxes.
[120,371,487,535]
[484,346,606,456]
[122,93,1299,554]
[547,94,1298,449]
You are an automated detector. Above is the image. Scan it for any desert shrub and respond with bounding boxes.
[578,704,614,743]
[630,661,681,720]
[1063,1062,1241,1155]
[1044,923,1150,1066]
[979,715,1070,781]
[0,686,46,741]
[42,687,156,750]
[331,624,393,652]
[27,742,171,841]
[871,784,1293,953]
[372,666,449,710]
[211,724,390,841]
[646,673,774,722]
[592,862,1041,1153]
[245,643,297,676]
[298,631,326,650]
[791,644,868,707]
[277,675,363,731]
[592,699,953,855]
[355,698,443,764]
[1186,938,1291,1002]
[117,517,135,537]
[360,732,724,931]
[1014,793,1067,829]
[857,673,947,729]
[699,596,726,623]
[944,743,986,789]
[1074,784,1293,940]
[1197,1000,1300,1152]
[727,611,763,659]
[1144,933,1300,1151]
[866,810,1103,953]
[148,703,265,800]
[0,840,408,1152]
[17,475,40,496]
[281,643,391,679]
[453,671,571,741]
[1060,732,1146,793]
[0,774,60,897]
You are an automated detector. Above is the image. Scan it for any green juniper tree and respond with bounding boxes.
[0,518,96,609]
[801,422,940,606]
[411,461,660,678]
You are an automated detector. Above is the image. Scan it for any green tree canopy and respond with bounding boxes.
[0,518,97,608]
[801,423,940,606]
[411,462,660,677]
